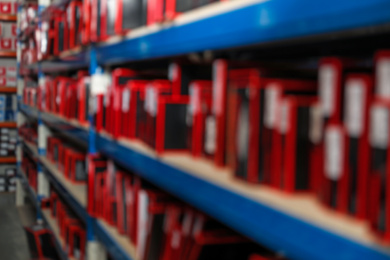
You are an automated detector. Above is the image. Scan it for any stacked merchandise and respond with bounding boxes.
[0,164,15,192]
[48,190,86,260]
[87,155,285,260]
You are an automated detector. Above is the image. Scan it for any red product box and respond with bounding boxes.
[144,80,190,153]
[136,189,171,260]
[160,206,194,260]
[67,0,83,49]
[120,80,148,139]
[87,154,107,215]
[47,137,62,163]
[67,223,86,260]
[54,11,69,55]
[40,16,57,59]
[109,69,138,137]
[147,0,164,25]
[368,98,390,242]
[65,81,78,119]
[90,0,102,42]
[126,176,141,244]
[77,76,90,125]
[0,2,17,15]
[375,50,390,100]
[57,77,75,116]
[82,0,91,45]
[320,124,349,213]
[58,143,68,172]
[187,80,213,158]
[24,225,58,259]
[342,74,373,219]
[94,169,107,218]
[64,148,87,184]
[61,214,79,242]
[116,170,131,234]
[115,0,147,35]
[226,70,316,184]
[103,161,118,225]
[273,96,318,193]
[212,60,228,167]
[50,192,59,218]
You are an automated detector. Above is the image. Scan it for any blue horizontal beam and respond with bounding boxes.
[19,103,89,145]
[96,0,390,65]
[96,135,390,260]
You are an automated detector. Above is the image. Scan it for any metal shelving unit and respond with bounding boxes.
[16,0,390,259]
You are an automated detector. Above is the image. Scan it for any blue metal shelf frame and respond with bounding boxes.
[21,139,134,260]
[17,167,69,260]
[98,0,390,64]
[19,103,89,145]
[96,135,390,260]
[27,0,390,70]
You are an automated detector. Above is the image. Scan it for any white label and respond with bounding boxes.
[1,136,8,141]
[145,86,157,116]
[0,185,5,192]
[236,104,249,161]
[192,215,204,236]
[370,105,389,149]
[137,191,149,260]
[122,89,131,113]
[169,63,178,81]
[0,149,7,155]
[324,126,344,181]
[8,185,15,192]
[91,73,110,95]
[188,84,200,116]
[279,100,290,134]
[377,58,390,98]
[0,179,4,184]
[0,143,7,148]
[204,116,216,154]
[344,79,366,137]
[171,230,181,249]
[310,104,323,144]
[264,85,279,128]
[8,144,15,150]
[182,212,193,236]
[319,64,337,117]
[212,60,226,115]
[1,128,8,133]
[6,169,14,176]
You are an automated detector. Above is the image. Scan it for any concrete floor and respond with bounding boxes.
[0,192,31,260]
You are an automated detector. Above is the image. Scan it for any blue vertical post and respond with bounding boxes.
[87,45,99,244]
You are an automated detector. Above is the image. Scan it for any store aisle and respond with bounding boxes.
[0,193,30,260]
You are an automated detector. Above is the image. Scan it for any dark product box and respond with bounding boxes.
[24,225,59,259]
[67,0,83,49]
[115,0,147,35]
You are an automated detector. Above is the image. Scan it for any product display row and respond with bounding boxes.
[21,49,390,244]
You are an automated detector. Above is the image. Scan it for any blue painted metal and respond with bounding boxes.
[93,220,134,260]
[96,0,390,65]
[19,103,89,145]
[96,134,390,260]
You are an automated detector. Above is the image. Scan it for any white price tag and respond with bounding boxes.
[122,89,131,113]
[319,64,337,117]
[309,104,323,144]
[264,84,279,128]
[376,58,390,98]
[370,105,389,149]
[236,104,249,160]
[324,126,344,181]
[145,86,157,116]
[91,73,110,95]
[0,149,7,155]
[137,191,149,260]
[204,116,216,154]
[279,100,290,134]
[169,63,178,81]
[188,84,200,116]
[212,60,226,115]
[344,79,366,137]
